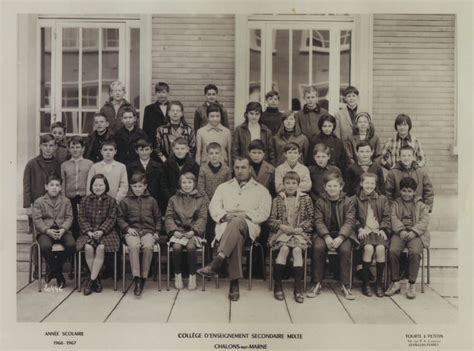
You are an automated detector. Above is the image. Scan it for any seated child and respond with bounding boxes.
[353,172,391,297]
[194,84,230,130]
[77,174,120,295]
[32,175,75,288]
[86,141,129,203]
[156,101,196,162]
[308,114,348,173]
[117,173,162,296]
[84,113,115,163]
[160,137,200,209]
[344,112,382,165]
[381,113,426,169]
[308,172,357,300]
[114,107,147,166]
[385,177,430,299]
[272,111,309,165]
[165,173,209,290]
[248,140,275,195]
[274,142,311,194]
[143,82,170,153]
[126,139,163,212]
[308,143,342,203]
[334,85,361,141]
[51,121,69,164]
[344,140,385,197]
[385,145,434,212]
[196,103,232,167]
[260,90,284,136]
[296,85,332,140]
[99,80,137,132]
[268,171,314,303]
[61,136,93,238]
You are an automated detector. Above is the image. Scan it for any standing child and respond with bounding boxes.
[334,86,361,141]
[296,85,332,141]
[344,112,382,165]
[353,172,391,297]
[385,177,430,299]
[274,142,311,194]
[117,173,162,296]
[84,113,115,163]
[248,140,275,195]
[308,172,357,300]
[272,111,309,165]
[196,103,232,167]
[51,121,69,164]
[308,144,342,204]
[232,102,275,165]
[194,84,230,130]
[381,113,426,170]
[344,140,385,197]
[143,82,170,154]
[156,101,196,162]
[114,107,147,166]
[308,114,348,173]
[61,136,93,238]
[160,137,200,209]
[268,171,314,303]
[260,90,284,136]
[32,175,75,288]
[77,174,120,295]
[86,141,129,203]
[165,173,209,290]
[99,81,137,133]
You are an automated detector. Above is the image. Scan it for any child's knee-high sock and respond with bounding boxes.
[274,263,285,288]
[362,261,371,285]
[376,262,385,285]
[293,266,304,292]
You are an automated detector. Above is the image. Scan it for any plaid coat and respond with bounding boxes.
[381,133,426,169]
[155,120,196,160]
[76,193,120,252]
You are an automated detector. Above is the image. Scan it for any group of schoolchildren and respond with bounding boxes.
[23,80,434,304]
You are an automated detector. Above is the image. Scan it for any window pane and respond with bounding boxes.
[292,30,309,111]
[40,28,52,108]
[249,29,261,103]
[82,111,96,134]
[40,111,52,133]
[340,30,352,104]
[129,28,140,109]
[312,30,330,110]
[82,28,99,109]
[102,28,119,103]
[62,28,79,108]
[272,30,289,110]
[62,111,80,134]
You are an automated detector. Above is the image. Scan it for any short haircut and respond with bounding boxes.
[283,171,300,184]
[283,142,300,154]
[40,134,55,144]
[207,102,223,119]
[399,176,417,191]
[312,143,331,156]
[317,114,337,133]
[323,171,344,186]
[135,138,152,149]
[122,106,136,117]
[155,81,170,93]
[94,112,107,121]
[179,172,197,188]
[101,140,117,150]
[244,102,263,123]
[69,135,85,147]
[303,85,318,97]
[343,86,359,96]
[400,145,415,154]
[394,113,412,132]
[204,84,218,94]
[356,140,373,151]
[168,100,184,113]
[248,139,265,152]
[45,174,62,185]
[172,136,189,147]
[89,174,110,194]
[265,90,279,100]
[233,156,250,167]
[206,142,222,153]
[109,80,125,93]
[360,172,378,183]
[51,121,66,132]
[130,172,147,185]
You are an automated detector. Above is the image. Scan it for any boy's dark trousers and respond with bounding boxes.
[37,232,76,275]
[389,235,423,282]
[205,215,216,264]
[68,195,83,239]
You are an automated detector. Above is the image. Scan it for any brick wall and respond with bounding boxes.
[151,15,235,128]
[372,14,457,194]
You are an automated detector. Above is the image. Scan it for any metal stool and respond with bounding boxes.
[268,246,308,292]
[77,250,118,292]
[387,247,430,293]
[122,243,161,292]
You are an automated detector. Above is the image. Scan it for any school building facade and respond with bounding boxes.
[17,13,459,209]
